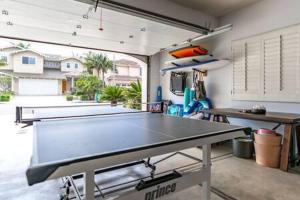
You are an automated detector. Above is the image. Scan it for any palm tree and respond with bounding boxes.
[101,86,124,106]
[126,80,141,102]
[84,52,96,75]
[83,53,114,84]
[16,42,30,49]
[0,60,5,67]
[123,80,142,109]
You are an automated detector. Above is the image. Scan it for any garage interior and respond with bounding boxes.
[1,0,300,200]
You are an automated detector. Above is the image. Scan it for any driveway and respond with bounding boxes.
[0,95,67,116]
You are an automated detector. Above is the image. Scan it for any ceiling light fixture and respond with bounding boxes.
[2,10,8,15]
[140,27,146,32]
[6,21,13,26]
[76,25,82,29]
[98,0,104,31]
[72,31,77,36]
[83,5,93,20]
[120,41,124,44]
[129,35,134,38]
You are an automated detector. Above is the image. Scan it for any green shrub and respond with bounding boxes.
[0,93,10,102]
[75,75,103,100]
[80,95,89,101]
[66,95,73,101]
[101,86,124,106]
[123,80,142,110]
[75,91,84,96]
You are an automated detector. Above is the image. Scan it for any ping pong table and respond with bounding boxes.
[26,110,245,200]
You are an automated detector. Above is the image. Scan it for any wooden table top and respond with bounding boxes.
[202,108,300,124]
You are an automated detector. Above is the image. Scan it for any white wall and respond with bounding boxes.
[149,53,161,102]
[13,52,43,74]
[150,0,300,131]
[153,40,214,104]
[113,0,218,28]
[132,0,219,102]
[129,67,140,77]
[61,59,83,72]
[117,66,129,76]
[207,0,300,130]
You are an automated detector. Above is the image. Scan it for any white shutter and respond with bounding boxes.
[263,35,281,95]
[232,42,246,96]
[280,30,299,94]
[232,24,300,102]
[245,39,260,95]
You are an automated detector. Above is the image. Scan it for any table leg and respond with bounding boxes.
[280,124,293,171]
[202,144,211,200]
[84,171,95,200]
[296,126,300,165]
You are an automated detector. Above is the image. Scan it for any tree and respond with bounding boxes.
[101,86,124,106]
[0,60,5,67]
[0,76,12,92]
[123,80,142,109]
[83,53,114,84]
[17,42,30,49]
[75,75,103,100]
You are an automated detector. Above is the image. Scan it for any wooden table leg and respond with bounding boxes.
[296,126,300,165]
[280,124,293,171]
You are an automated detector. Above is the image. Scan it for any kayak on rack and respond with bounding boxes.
[169,46,208,58]
[164,55,215,67]
[161,60,230,74]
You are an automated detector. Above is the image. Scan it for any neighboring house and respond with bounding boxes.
[0,46,84,95]
[106,59,142,87]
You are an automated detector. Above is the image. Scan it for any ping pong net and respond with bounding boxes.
[15,102,165,126]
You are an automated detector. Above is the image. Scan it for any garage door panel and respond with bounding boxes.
[19,79,59,95]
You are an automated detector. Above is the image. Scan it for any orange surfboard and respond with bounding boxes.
[169,46,208,58]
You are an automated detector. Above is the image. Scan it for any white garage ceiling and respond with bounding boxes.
[0,0,201,56]
[169,0,263,17]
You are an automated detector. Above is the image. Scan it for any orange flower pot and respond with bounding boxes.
[254,133,282,146]
[254,142,281,168]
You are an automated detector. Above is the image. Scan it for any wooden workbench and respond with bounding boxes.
[202,108,300,171]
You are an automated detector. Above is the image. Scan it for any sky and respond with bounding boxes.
[0,38,146,67]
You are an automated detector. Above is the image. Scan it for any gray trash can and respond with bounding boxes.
[233,137,254,159]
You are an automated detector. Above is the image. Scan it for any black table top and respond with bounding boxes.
[31,112,243,166]
[26,112,244,185]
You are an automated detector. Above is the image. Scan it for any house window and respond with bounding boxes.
[75,63,78,69]
[22,56,36,64]
[67,63,70,68]
[0,55,7,64]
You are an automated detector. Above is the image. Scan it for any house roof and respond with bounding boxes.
[11,49,45,57]
[43,54,63,61]
[107,74,141,81]
[0,69,66,80]
[60,57,83,64]
[64,71,83,77]
[0,71,18,78]
[114,59,140,68]
[0,46,23,51]
[1,46,84,63]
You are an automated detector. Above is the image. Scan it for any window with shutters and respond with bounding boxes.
[232,38,261,100]
[232,42,246,96]
[245,39,261,96]
[280,30,299,96]
[263,34,280,96]
[232,24,300,102]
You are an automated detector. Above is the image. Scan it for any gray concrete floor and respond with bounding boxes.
[0,98,300,200]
